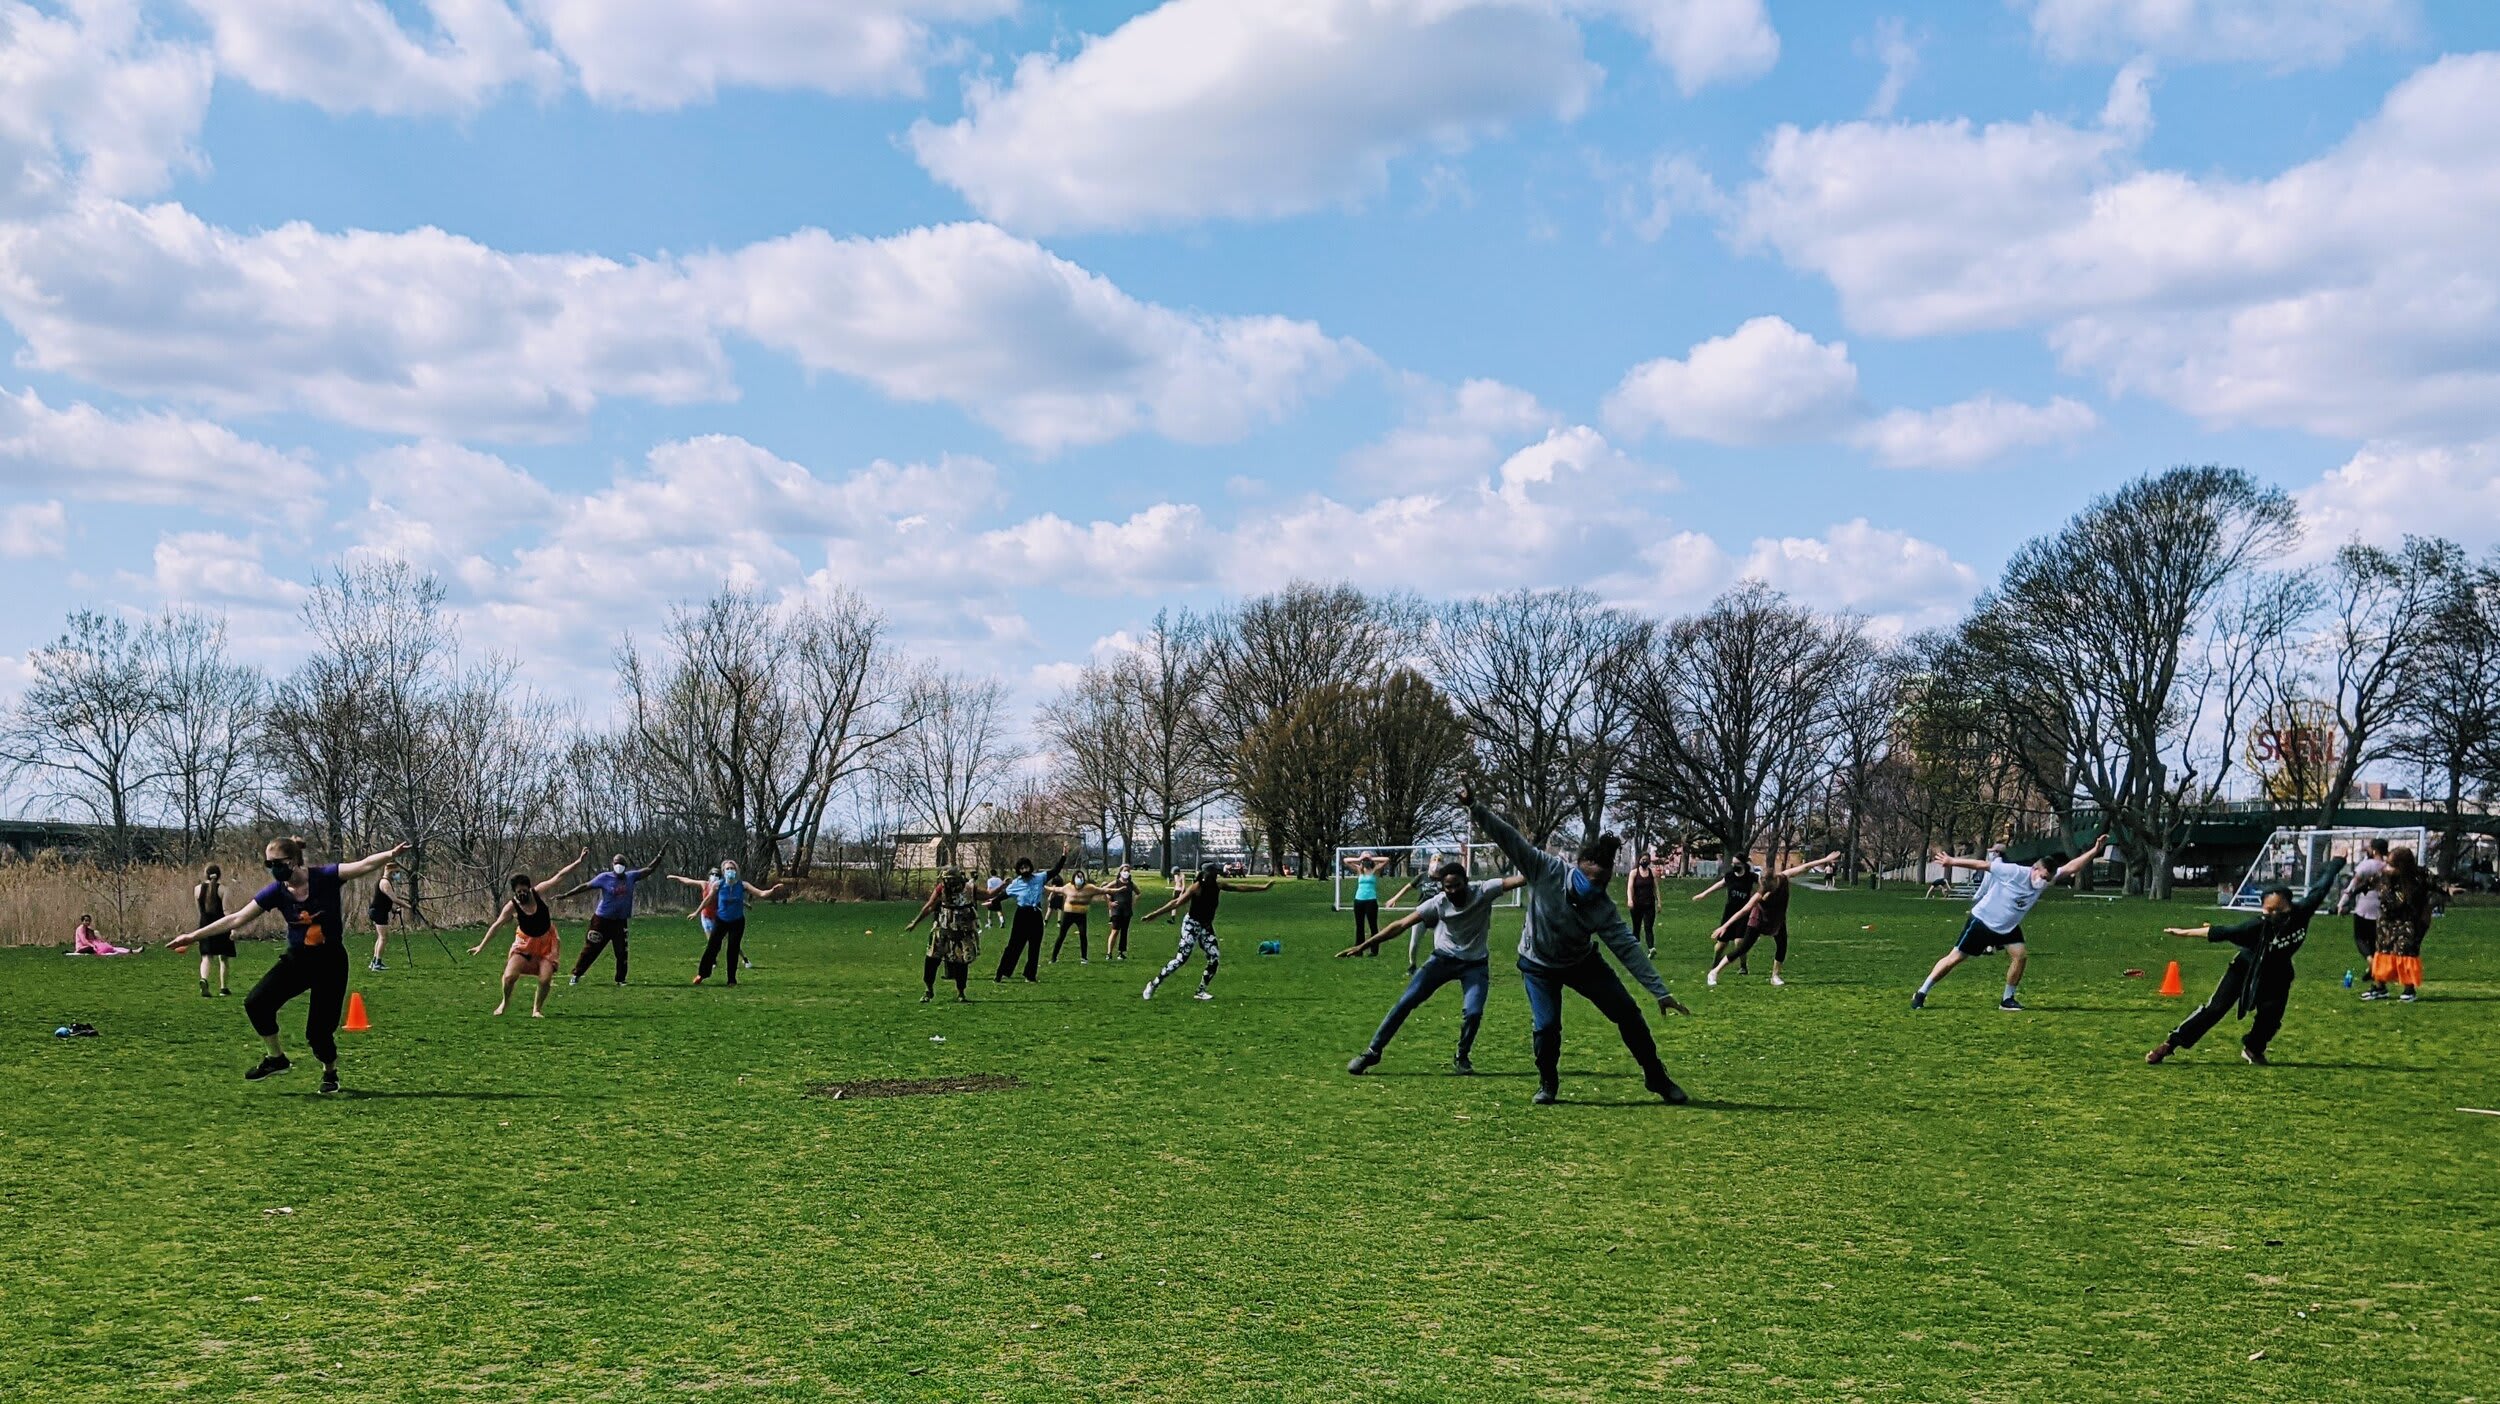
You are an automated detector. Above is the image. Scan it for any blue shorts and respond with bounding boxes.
[1955,917,2024,956]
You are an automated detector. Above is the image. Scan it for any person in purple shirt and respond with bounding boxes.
[169,833,408,1094]
[561,853,661,986]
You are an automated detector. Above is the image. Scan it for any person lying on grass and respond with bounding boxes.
[2146,857,2346,1068]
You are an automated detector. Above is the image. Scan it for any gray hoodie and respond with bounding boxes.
[1470,802,1672,999]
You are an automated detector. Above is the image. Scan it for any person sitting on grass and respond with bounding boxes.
[1461,782,1693,1107]
[71,914,138,956]
[2146,857,2346,1067]
[472,850,589,1018]
[1339,862,1527,1076]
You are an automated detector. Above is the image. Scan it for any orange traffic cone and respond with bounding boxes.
[343,992,372,1031]
[2158,961,2185,997]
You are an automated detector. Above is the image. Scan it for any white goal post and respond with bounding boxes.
[1331,843,1524,912]
[2224,825,2427,910]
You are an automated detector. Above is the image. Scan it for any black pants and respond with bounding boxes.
[1354,899,1380,953]
[2352,916,2377,963]
[923,954,968,995]
[1629,904,1657,949]
[995,907,1043,981]
[1726,923,1789,964]
[1518,951,1670,1095]
[1108,909,1132,956]
[698,917,747,982]
[246,944,349,1066]
[2170,958,2292,1056]
[1052,911,1089,961]
[573,918,629,983]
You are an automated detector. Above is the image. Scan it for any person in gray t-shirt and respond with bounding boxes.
[1340,864,1525,1076]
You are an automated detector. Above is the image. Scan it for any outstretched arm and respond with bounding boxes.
[1340,908,1427,958]
[538,852,589,895]
[167,898,267,951]
[1781,851,1843,879]
[900,886,943,932]
[1595,919,1688,1014]
[1218,880,1275,893]
[1690,878,1725,901]
[471,900,520,955]
[1712,891,1765,940]
[2055,836,2109,883]
[1139,882,1193,924]
[1933,851,1991,874]
[1458,781,1562,883]
[741,881,783,901]
[2294,857,2349,918]
[337,841,411,881]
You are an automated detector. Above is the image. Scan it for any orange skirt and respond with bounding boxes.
[2369,953,2422,987]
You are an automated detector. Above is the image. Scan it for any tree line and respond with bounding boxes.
[7,467,2498,910]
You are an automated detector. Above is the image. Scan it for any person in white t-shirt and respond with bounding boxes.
[1912,835,2106,1011]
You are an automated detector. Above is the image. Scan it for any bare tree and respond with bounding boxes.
[1040,664,1148,865]
[2,610,168,858]
[1120,609,1224,876]
[1617,584,1864,860]
[2309,536,2464,829]
[887,670,1020,868]
[1959,467,2299,897]
[1826,641,1905,885]
[2393,556,2500,876]
[1428,588,1645,847]
[431,659,571,920]
[1234,678,1370,874]
[139,610,264,862]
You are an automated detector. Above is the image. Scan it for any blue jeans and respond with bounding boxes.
[1518,951,1668,1092]
[1367,953,1488,1059]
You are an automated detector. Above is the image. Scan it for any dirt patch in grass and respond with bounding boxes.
[806,1074,1025,1100]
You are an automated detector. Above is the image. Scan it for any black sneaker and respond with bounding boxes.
[1452,1056,1476,1076]
[1647,1073,1689,1105]
[1346,1049,1380,1076]
[1531,1085,1559,1106]
[2145,1042,2175,1065]
[921,991,934,1004]
[318,1068,340,1095]
[1998,996,2025,1012]
[1909,990,1927,1010]
[2241,1046,2268,1066]
[200,979,212,998]
[245,1055,292,1082]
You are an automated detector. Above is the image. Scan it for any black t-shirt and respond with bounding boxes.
[196,883,225,925]
[515,893,554,938]
[1754,877,1793,930]
[1187,880,1221,927]
[1720,867,1758,917]
[254,865,346,953]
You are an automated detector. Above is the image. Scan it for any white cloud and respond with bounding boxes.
[1345,376,1555,487]
[1604,315,1861,445]
[0,201,1352,450]
[1732,518,1980,633]
[1602,150,1729,242]
[0,384,320,507]
[912,0,1602,234]
[0,498,64,557]
[1853,394,2098,469]
[700,223,1362,451]
[0,200,731,440]
[2020,0,2416,68]
[1578,0,1777,94]
[146,530,308,609]
[525,0,1015,109]
[0,0,214,215]
[1734,53,2500,444]
[2294,438,2500,558]
[184,0,558,115]
[354,439,557,563]
[1865,16,1920,117]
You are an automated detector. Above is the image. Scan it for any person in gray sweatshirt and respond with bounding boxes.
[1461,783,1693,1105]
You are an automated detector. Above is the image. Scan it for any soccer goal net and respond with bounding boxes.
[2224,826,2427,910]
[1331,843,1523,912]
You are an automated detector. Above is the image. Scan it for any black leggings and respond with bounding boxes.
[1052,911,1089,961]
[1726,924,1789,964]
[923,955,968,995]
[573,920,629,983]
[1353,899,1380,953]
[246,945,349,1066]
[698,917,746,981]
[1629,904,1657,948]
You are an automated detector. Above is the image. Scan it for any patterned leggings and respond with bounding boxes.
[1152,917,1221,989]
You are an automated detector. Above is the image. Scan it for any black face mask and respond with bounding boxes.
[265,860,294,881]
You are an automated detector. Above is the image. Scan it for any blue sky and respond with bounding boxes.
[3,0,2497,720]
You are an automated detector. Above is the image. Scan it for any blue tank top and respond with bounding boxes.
[716,876,748,921]
[1354,873,1378,902]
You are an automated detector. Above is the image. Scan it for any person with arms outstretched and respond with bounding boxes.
[563,853,660,987]
[1691,856,1759,973]
[1706,851,1840,987]
[1913,837,2107,1010]
[1137,864,1274,1001]
[1463,783,1692,1106]
[2147,856,2345,1066]
[1340,863,1527,1076]
[693,856,782,986]
[472,850,588,1018]
[169,835,408,1094]
[901,867,983,1003]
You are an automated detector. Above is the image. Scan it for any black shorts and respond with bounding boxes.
[1955,917,2023,956]
[368,903,393,926]
[198,932,237,958]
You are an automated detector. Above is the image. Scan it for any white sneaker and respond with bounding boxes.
[1769,975,1786,987]
[1142,982,1158,1001]
[1705,971,1719,987]
[568,975,580,987]
[1192,989,1214,1001]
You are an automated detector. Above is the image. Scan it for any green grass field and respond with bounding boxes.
[4,878,2494,1402]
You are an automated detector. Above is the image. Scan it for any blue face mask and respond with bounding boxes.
[1568,868,1596,900]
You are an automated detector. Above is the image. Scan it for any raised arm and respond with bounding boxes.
[1217,880,1275,893]
[1933,851,1991,873]
[740,880,783,901]
[1690,877,1726,902]
[1459,782,1562,883]
[665,873,708,889]
[167,897,267,951]
[1781,850,1843,879]
[470,899,520,955]
[2294,857,2348,918]
[337,841,411,881]
[2055,836,2109,883]
[538,852,588,895]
